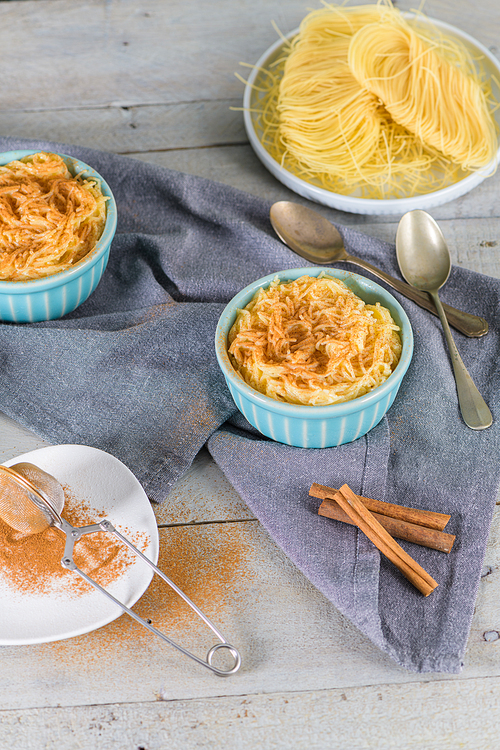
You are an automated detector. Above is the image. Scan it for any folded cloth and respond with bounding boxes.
[0,137,499,673]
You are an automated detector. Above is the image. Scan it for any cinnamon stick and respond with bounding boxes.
[318,498,455,553]
[310,483,450,531]
[332,484,438,597]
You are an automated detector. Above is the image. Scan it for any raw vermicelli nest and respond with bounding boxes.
[228,275,402,406]
[0,151,107,281]
[246,1,498,199]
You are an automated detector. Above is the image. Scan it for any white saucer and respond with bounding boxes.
[0,444,159,645]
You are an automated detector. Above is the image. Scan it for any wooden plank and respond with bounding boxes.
[0,0,496,112]
[0,0,309,109]
[1,505,500,712]
[1,676,500,750]
[0,0,495,228]
[0,520,397,711]
[0,412,50,463]
[347,218,500,279]
[154,447,255,525]
[0,417,252,524]
[0,100,245,154]
[127,147,500,225]
[0,110,497,225]
[0,109,498,228]
[0,0,498,742]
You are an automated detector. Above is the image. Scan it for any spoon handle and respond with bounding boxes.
[430,291,492,430]
[344,255,488,338]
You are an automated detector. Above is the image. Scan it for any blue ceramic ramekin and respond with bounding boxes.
[215,267,413,448]
[0,150,117,322]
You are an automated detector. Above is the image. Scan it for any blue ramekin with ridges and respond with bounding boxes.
[215,267,413,448]
[0,150,117,323]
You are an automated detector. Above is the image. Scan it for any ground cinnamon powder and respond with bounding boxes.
[0,485,148,597]
[133,521,251,633]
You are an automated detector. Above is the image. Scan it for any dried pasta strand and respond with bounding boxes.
[246,1,498,199]
[0,151,107,281]
[228,275,402,406]
[348,17,497,169]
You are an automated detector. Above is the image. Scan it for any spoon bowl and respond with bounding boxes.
[269,201,487,338]
[396,210,492,430]
[270,201,345,264]
[396,210,451,292]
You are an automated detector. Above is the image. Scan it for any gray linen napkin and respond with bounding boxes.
[0,137,499,673]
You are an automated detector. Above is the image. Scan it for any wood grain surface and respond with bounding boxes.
[0,0,499,747]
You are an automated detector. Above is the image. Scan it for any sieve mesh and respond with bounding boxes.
[0,463,65,535]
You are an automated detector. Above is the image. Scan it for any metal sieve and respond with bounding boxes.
[0,462,65,535]
[0,463,241,676]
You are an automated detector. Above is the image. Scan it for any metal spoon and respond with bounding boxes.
[269,201,488,338]
[396,210,492,430]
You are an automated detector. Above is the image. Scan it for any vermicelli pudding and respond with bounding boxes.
[228,274,402,406]
[0,151,107,281]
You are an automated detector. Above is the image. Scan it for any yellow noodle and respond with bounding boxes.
[228,275,402,406]
[348,18,497,169]
[0,152,107,281]
[248,2,497,199]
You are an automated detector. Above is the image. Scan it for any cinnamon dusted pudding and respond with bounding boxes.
[228,274,402,406]
[0,151,107,281]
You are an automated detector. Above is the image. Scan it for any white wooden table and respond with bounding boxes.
[1,1,499,747]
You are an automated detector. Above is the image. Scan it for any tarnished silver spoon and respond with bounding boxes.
[396,210,492,430]
[269,201,488,338]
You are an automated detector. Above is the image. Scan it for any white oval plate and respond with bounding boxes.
[0,444,159,645]
[243,15,500,215]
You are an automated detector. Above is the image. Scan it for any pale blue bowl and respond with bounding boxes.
[215,268,413,448]
[0,150,117,322]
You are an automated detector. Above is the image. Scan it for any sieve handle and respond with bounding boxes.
[59,518,241,676]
